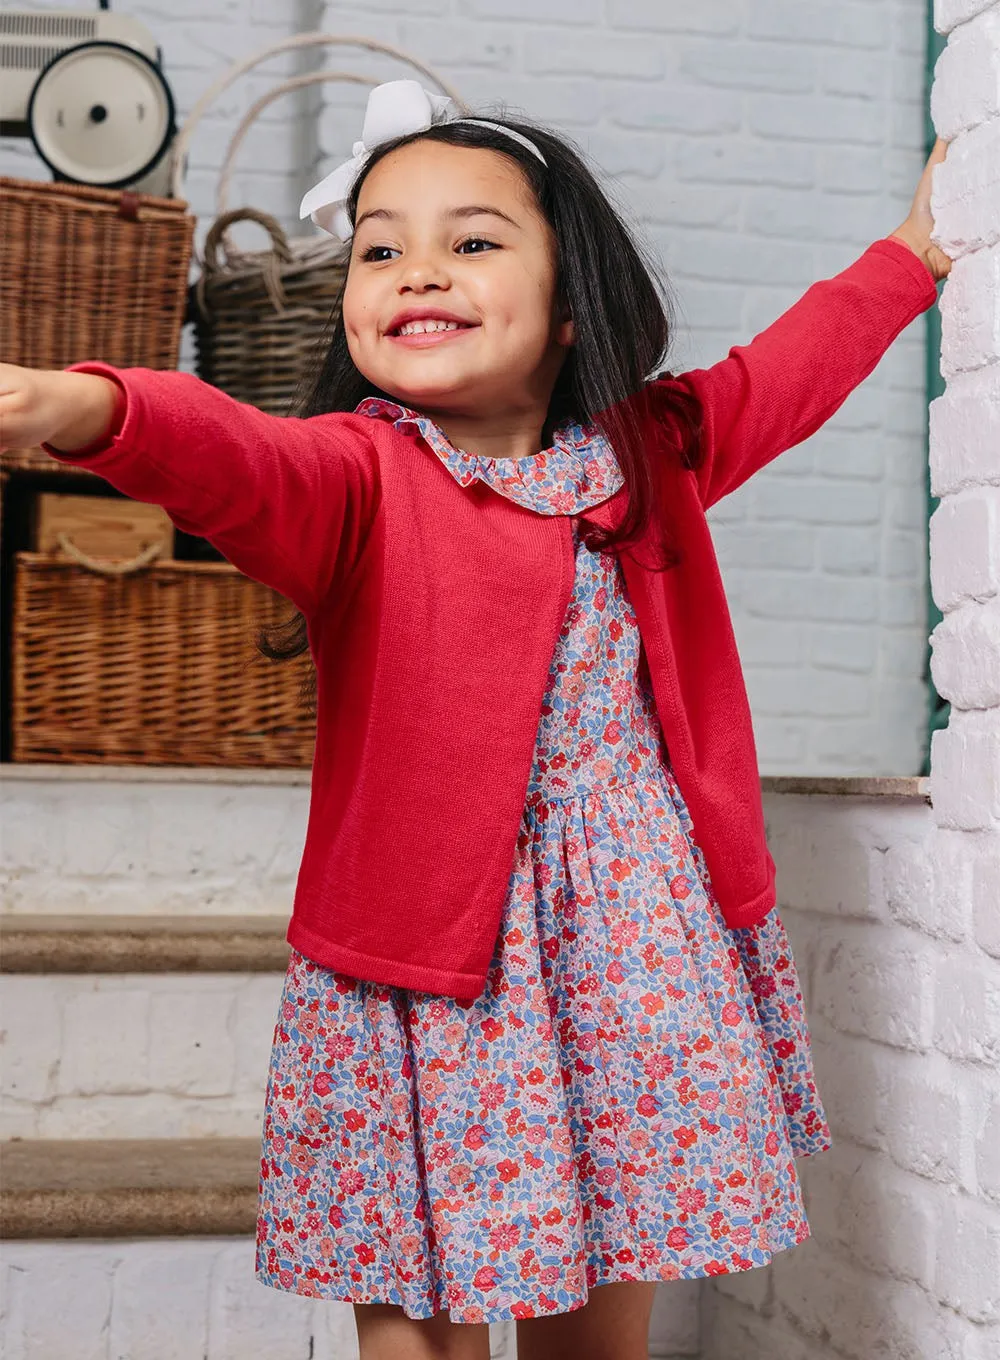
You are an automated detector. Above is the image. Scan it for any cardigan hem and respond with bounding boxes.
[286,917,487,1002]
[720,882,776,930]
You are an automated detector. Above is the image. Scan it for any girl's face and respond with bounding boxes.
[342,139,575,420]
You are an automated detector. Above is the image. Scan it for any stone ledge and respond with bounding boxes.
[0,915,291,973]
[0,1138,259,1239]
[0,762,311,786]
[762,775,930,800]
[4,763,930,800]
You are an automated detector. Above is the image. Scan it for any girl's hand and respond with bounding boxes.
[887,136,952,283]
[0,363,119,453]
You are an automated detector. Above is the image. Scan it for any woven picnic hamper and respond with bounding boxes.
[11,554,315,767]
[178,33,463,414]
[0,177,195,475]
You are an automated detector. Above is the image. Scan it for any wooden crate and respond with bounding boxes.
[11,555,315,767]
[33,494,174,563]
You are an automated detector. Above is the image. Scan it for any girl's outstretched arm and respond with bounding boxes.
[662,138,948,512]
[0,361,380,615]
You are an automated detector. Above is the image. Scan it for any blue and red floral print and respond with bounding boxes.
[255,404,832,1324]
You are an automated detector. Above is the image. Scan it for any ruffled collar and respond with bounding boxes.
[355,397,624,516]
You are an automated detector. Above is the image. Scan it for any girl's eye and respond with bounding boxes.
[360,245,400,263]
[456,237,497,255]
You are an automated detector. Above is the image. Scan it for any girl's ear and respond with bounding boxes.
[556,298,575,348]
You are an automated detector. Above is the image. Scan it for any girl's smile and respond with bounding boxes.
[385,305,481,345]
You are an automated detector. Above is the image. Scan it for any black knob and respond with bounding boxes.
[89,104,108,124]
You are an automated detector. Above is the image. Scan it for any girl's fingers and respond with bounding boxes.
[922,137,947,190]
[911,137,949,221]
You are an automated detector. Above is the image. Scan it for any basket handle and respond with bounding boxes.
[195,206,295,314]
[202,207,293,272]
[56,533,166,576]
[169,33,466,202]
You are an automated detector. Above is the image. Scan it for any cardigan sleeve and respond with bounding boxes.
[43,363,381,616]
[659,236,939,511]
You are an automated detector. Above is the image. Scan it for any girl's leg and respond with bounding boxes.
[514,1280,658,1360]
[352,1302,491,1360]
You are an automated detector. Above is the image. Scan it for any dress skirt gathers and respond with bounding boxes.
[256,404,832,1325]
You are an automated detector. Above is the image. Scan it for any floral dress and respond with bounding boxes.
[256,402,832,1325]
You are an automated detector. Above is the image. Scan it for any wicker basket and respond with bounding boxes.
[0,176,194,371]
[11,554,315,767]
[0,177,195,475]
[190,207,351,415]
[177,33,463,415]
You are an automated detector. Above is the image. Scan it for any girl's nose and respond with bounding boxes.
[397,254,451,293]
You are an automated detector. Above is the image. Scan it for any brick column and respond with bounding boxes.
[925,0,1000,1339]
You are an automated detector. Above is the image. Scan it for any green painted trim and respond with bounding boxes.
[922,5,949,777]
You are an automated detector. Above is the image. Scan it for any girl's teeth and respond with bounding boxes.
[398,320,462,335]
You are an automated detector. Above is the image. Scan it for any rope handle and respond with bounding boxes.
[195,206,295,315]
[169,32,466,202]
[56,532,166,576]
[202,206,293,271]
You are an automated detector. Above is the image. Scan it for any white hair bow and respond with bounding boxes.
[299,78,547,241]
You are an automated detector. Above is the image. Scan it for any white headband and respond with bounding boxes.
[299,79,547,241]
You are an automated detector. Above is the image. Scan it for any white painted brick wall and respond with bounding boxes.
[0,973,284,1139]
[0,0,933,775]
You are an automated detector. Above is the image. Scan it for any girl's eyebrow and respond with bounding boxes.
[354,204,522,232]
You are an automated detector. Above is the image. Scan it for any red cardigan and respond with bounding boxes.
[50,236,936,1000]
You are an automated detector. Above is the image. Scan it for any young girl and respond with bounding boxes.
[1,80,949,1360]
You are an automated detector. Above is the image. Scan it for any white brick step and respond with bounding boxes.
[2,766,309,916]
[1,917,288,1141]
